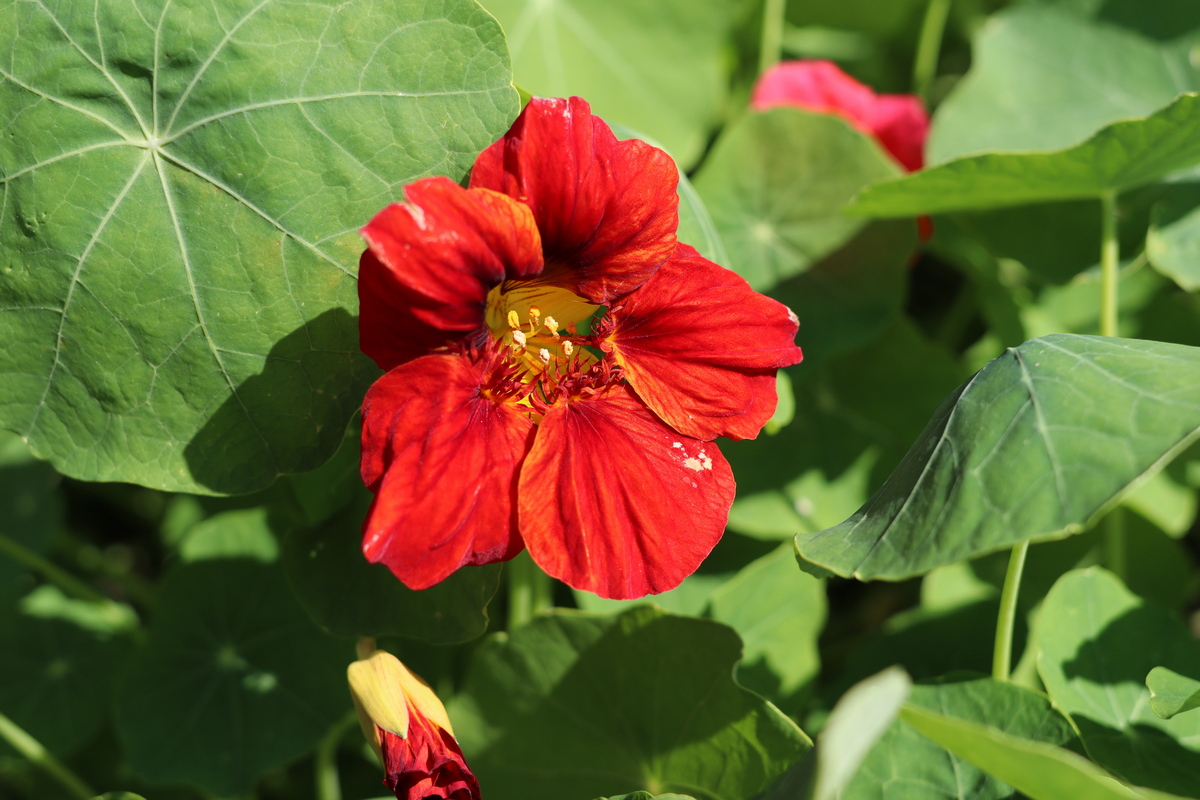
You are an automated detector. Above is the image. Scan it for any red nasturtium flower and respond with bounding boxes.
[349,646,479,800]
[357,96,803,600]
[751,59,929,172]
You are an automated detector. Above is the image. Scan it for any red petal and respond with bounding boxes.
[864,94,929,172]
[751,60,928,173]
[606,246,803,441]
[359,177,542,370]
[470,96,679,303]
[519,385,735,599]
[360,354,534,589]
[381,716,480,800]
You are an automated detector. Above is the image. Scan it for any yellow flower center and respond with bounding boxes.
[484,281,599,378]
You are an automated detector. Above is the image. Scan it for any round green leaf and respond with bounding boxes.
[449,607,811,800]
[708,545,826,713]
[928,6,1199,161]
[1036,568,1200,796]
[0,606,121,758]
[797,335,1200,581]
[282,491,500,643]
[114,560,351,795]
[0,0,519,494]
[479,0,739,167]
[693,108,900,292]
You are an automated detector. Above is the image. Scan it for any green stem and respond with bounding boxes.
[315,713,356,800]
[992,539,1029,682]
[1098,190,1127,579]
[913,0,952,100]
[758,0,787,75]
[1099,190,1120,338]
[0,532,109,605]
[507,551,552,629]
[0,711,94,800]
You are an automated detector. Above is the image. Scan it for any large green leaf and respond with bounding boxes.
[449,607,810,800]
[851,93,1200,217]
[692,108,900,292]
[0,603,122,758]
[708,545,826,712]
[479,0,739,168]
[114,560,351,795]
[796,335,1200,581]
[901,704,1190,800]
[1036,568,1200,796]
[1030,0,1200,40]
[841,677,1078,800]
[282,489,500,643]
[927,6,1199,162]
[0,0,518,494]
[1147,667,1200,720]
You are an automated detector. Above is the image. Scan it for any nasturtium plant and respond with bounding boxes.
[0,0,519,494]
[4,2,1200,800]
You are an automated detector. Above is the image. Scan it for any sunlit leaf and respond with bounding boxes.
[693,108,900,292]
[902,703,1190,800]
[449,607,810,800]
[0,0,518,494]
[796,336,1200,581]
[1147,667,1200,720]
[479,0,740,167]
[851,94,1200,217]
[927,6,1199,161]
[1036,568,1200,796]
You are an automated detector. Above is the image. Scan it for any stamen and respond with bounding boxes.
[538,348,551,364]
[528,306,541,321]
[562,340,574,357]
[543,315,559,335]
[511,330,527,349]
[507,309,520,329]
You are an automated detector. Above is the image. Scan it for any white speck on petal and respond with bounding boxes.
[672,442,683,449]
[683,457,704,472]
[406,202,427,230]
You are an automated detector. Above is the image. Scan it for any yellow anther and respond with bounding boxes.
[543,316,559,334]
[538,348,551,364]
[562,340,574,357]
[511,330,527,349]
[507,309,520,329]
[528,306,541,320]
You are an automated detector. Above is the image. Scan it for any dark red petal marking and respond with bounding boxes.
[518,385,735,600]
[359,177,543,370]
[380,716,481,800]
[607,245,803,441]
[360,354,533,590]
[470,96,679,303]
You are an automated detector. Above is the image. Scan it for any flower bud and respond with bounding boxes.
[348,644,481,800]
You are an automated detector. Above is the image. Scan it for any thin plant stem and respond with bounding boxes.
[314,712,357,800]
[1098,189,1126,579]
[913,0,952,100]
[992,539,1029,682]
[0,531,108,605]
[758,0,787,75]
[0,711,95,800]
[1099,190,1120,338]
[507,551,552,629]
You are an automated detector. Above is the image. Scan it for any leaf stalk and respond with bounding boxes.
[0,711,95,800]
[992,539,1029,682]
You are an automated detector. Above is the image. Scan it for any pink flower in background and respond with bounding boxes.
[751,59,929,172]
